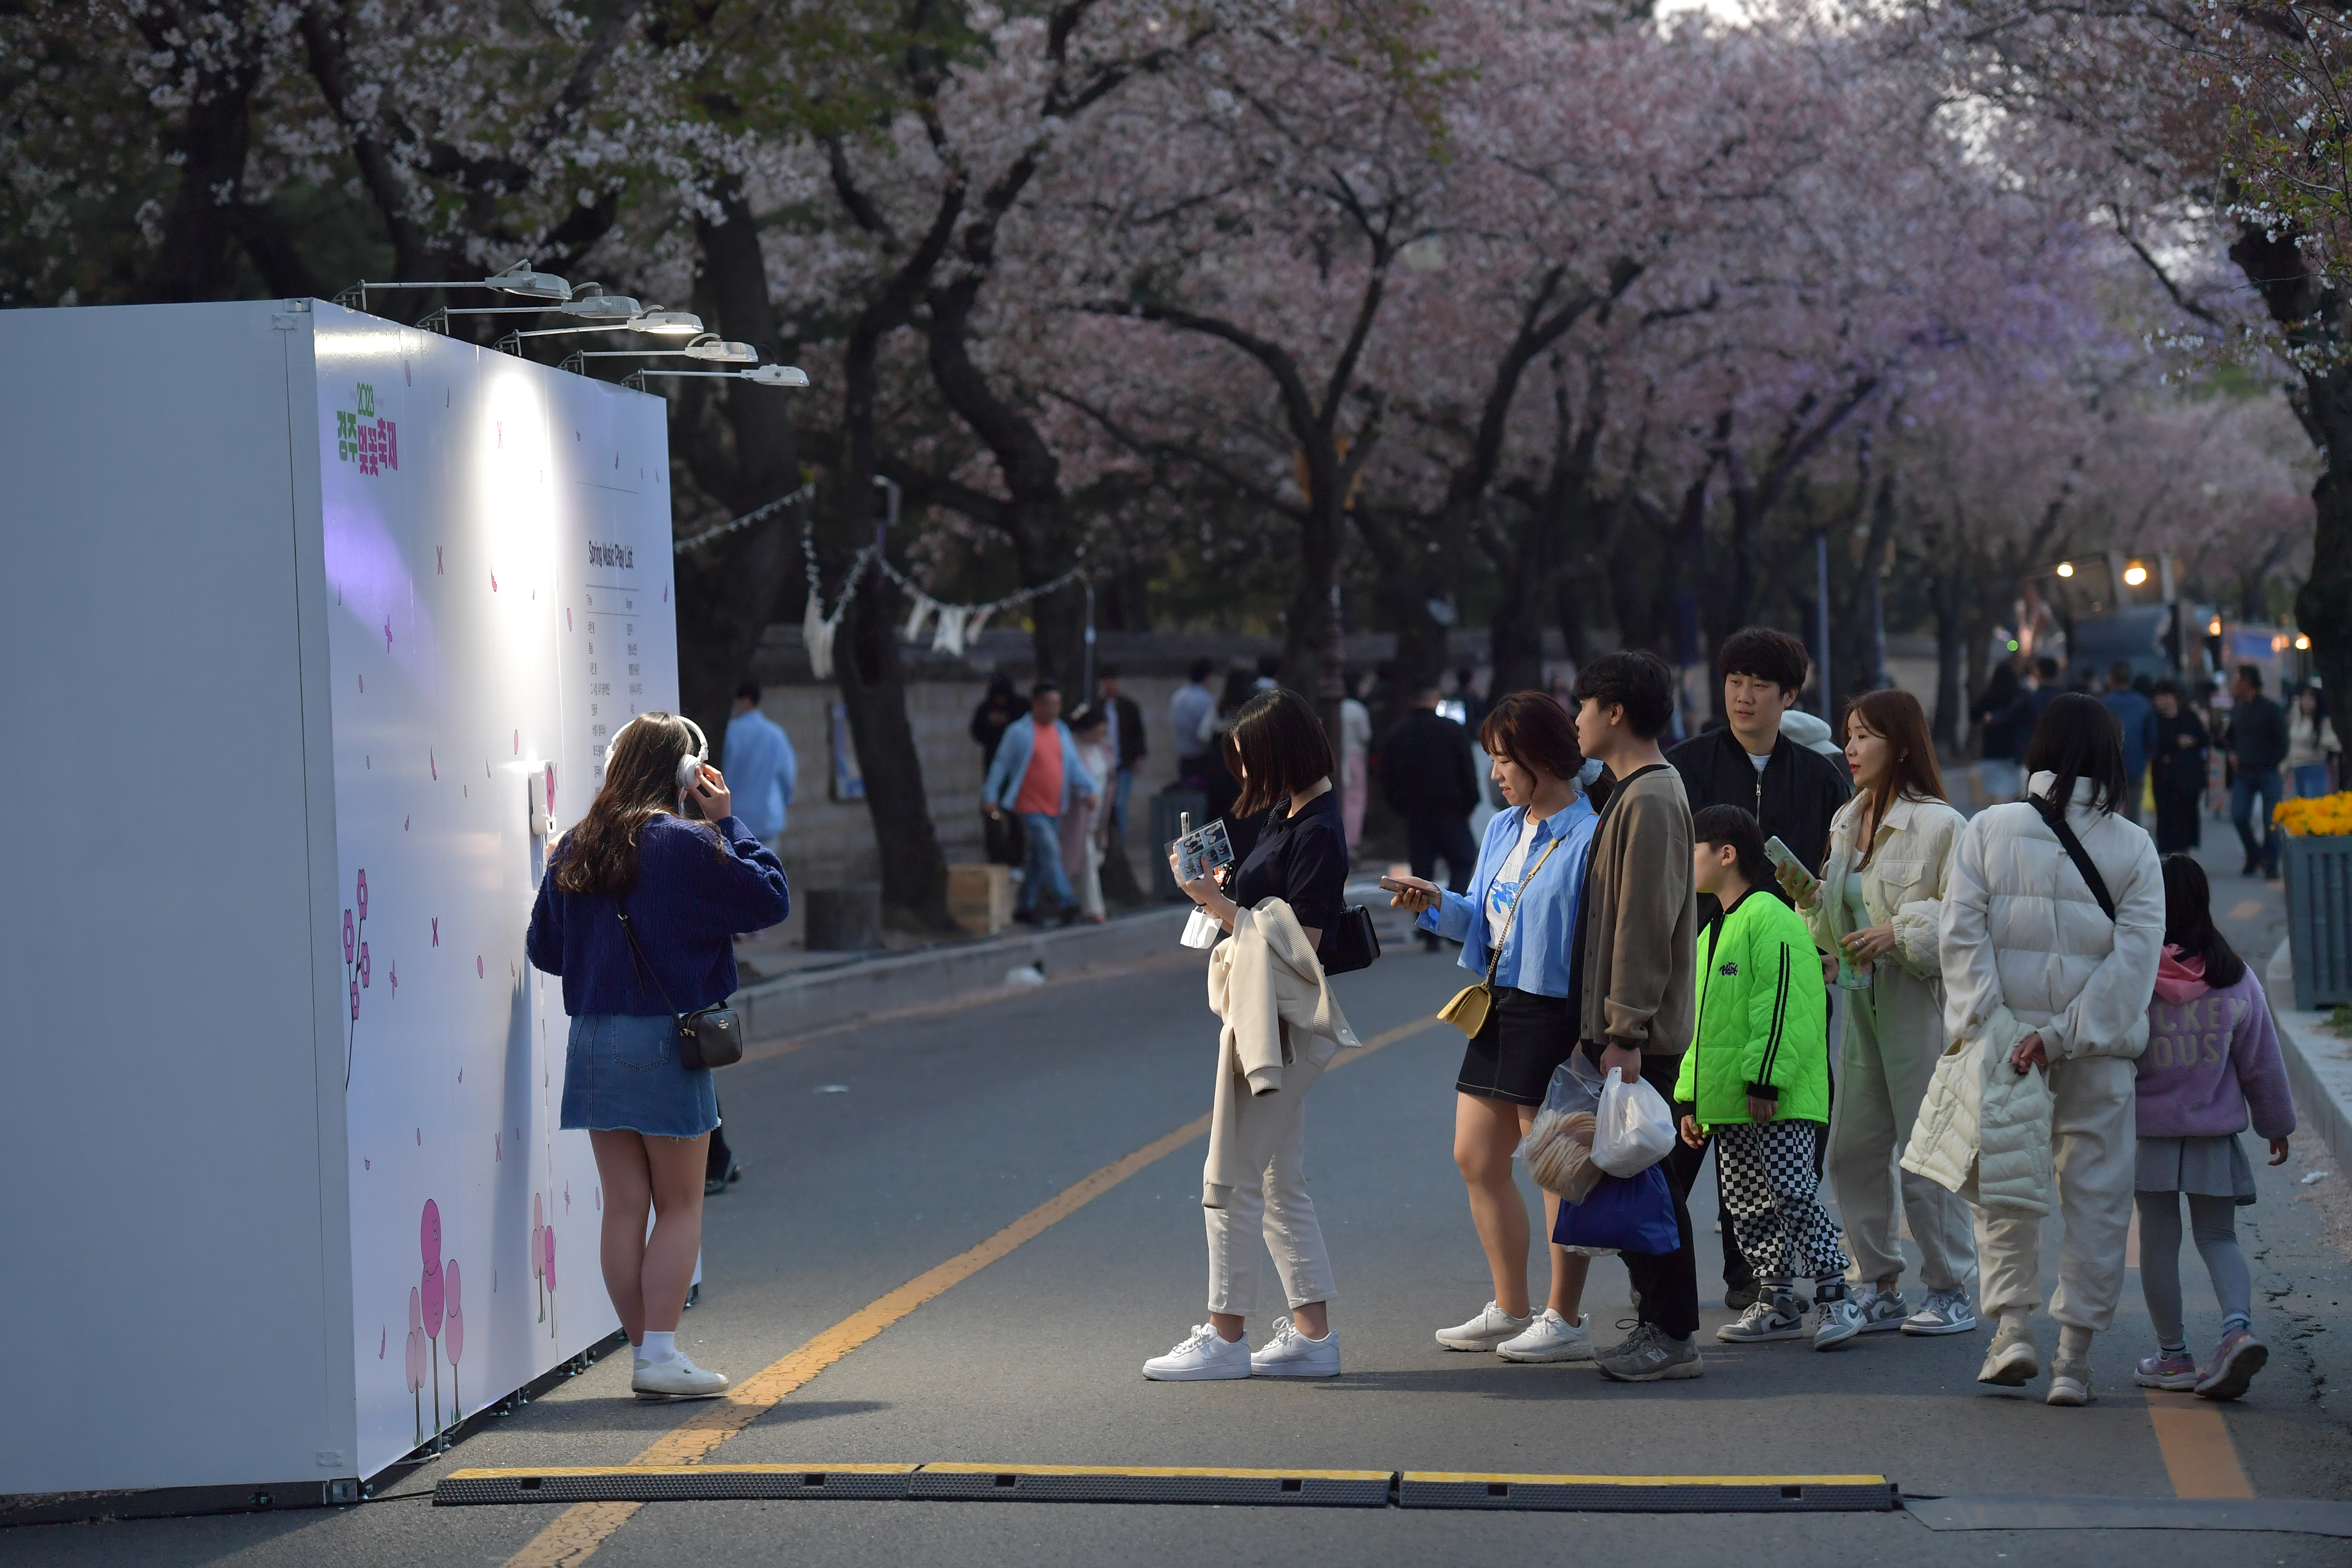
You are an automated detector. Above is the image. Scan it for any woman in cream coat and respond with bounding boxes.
[1792,690,1976,1341]
[1938,693,2164,1407]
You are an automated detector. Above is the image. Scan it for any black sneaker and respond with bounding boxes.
[1724,1283,1761,1312]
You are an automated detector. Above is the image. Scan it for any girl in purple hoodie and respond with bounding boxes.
[2133,856,2296,1401]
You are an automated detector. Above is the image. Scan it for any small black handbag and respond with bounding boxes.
[615,894,745,1070]
[1320,903,1382,975]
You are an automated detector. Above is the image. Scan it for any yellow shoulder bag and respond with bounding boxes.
[1439,831,1564,1038]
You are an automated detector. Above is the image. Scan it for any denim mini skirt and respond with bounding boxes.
[560,1013,719,1139]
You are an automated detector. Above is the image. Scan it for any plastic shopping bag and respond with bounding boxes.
[1551,1162,1681,1256]
[1591,1066,1677,1177]
[1520,1057,1606,1203]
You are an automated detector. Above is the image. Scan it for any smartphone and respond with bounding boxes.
[1377,875,1416,893]
[1762,835,1818,898]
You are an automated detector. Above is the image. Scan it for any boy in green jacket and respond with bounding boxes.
[1677,805,1856,1350]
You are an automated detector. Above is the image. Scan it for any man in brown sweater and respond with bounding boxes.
[1568,649,1704,1381]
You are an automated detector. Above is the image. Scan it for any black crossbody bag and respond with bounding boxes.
[615,893,745,1070]
[2032,795,2118,923]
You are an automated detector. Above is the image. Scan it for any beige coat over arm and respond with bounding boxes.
[1203,898,1360,1198]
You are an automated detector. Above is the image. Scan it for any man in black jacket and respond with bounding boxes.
[2227,664,2290,878]
[1666,626,1852,1308]
[1096,666,1148,852]
[1380,685,1483,951]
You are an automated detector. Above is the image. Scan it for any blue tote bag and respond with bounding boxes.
[1552,1162,1680,1255]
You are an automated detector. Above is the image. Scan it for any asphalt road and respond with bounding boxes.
[8,828,2351,1567]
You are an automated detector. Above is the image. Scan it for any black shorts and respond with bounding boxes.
[1456,985,1576,1106]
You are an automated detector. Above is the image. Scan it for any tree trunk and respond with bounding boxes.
[131,74,256,303]
[2296,372,2352,724]
[1354,509,1450,733]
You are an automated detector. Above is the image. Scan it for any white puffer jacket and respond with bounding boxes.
[1938,772,2165,1061]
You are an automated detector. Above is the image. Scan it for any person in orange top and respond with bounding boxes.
[983,681,1101,925]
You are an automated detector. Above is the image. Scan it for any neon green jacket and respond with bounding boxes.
[1674,886,1830,1127]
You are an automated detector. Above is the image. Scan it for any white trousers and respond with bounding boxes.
[1826,965,1976,1293]
[1964,1053,2137,1332]
[1203,1053,1334,1317]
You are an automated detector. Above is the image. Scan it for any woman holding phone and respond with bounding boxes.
[1784,690,1973,1342]
[1390,692,1604,1364]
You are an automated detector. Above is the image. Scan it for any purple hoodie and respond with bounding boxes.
[2135,968,2297,1141]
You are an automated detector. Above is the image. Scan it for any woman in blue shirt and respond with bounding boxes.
[1390,692,1601,1365]
[527,713,789,1400]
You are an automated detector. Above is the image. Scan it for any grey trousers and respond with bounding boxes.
[1965,1055,2137,1332]
[1203,1054,1334,1318]
[1825,964,1975,1293]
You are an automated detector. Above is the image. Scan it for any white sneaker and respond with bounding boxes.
[1496,1309,1592,1363]
[1250,1317,1341,1378]
[1435,1300,1533,1351]
[1143,1323,1252,1381]
[1813,1295,1865,1351]
[632,1353,729,1400]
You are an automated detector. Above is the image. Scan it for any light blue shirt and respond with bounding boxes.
[2102,688,2158,780]
[981,715,1102,817]
[723,708,798,841]
[1170,682,1214,758]
[1418,796,1598,997]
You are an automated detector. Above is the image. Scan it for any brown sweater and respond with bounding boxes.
[1577,762,1698,1054]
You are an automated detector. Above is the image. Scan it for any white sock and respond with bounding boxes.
[637,1331,677,1365]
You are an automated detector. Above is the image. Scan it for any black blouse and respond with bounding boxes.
[1227,787,1348,946]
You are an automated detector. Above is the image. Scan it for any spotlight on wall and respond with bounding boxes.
[630,312,705,335]
[683,338,759,364]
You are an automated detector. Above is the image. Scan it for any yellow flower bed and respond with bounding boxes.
[2275,792,2352,837]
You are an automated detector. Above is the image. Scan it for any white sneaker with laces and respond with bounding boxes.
[1813,1295,1865,1350]
[1854,1287,1909,1334]
[1496,1309,1592,1363]
[1143,1323,1252,1381]
[1250,1317,1341,1378]
[1435,1300,1533,1352]
[632,1353,730,1400]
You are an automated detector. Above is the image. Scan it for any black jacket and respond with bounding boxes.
[1378,710,1482,818]
[2229,695,2289,773]
[1108,694,1147,770]
[1666,726,1852,892]
[2153,710,2210,796]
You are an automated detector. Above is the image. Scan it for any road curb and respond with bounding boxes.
[2267,939,2352,1172]
[729,906,1192,1044]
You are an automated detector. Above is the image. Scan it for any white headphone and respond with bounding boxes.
[605,712,709,795]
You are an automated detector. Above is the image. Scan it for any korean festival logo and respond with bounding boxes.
[338,382,398,476]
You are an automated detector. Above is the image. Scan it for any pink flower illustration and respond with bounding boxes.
[406,1287,426,1445]
[542,1224,557,1339]
[531,1192,545,1323]
[444,1260,464,1418]
[420,1201,444,1433]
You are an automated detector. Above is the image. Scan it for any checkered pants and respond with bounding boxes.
[1715,1120,1848,1285]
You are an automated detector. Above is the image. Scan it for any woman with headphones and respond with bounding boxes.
[526,712,790,1399]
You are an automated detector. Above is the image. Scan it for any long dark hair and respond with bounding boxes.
[1225,688,1336,817]
[555,713,715,895]
[2160,854,2248,988]
[2025,692,2128,816]
[1845,689,1947,870]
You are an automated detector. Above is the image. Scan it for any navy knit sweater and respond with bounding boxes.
[526,814,790,1017]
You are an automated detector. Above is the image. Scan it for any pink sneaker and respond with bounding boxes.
[2195,1328,2267,1401]
[2133,1348,2198,1391]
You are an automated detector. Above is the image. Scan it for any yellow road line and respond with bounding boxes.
[502,1014,1444,1566]
[1402,1471,1886,1486]
[2144,1391,2256,1499]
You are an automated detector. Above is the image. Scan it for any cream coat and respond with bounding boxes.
[1203,898,1360,1198]
[1938,772,2165,1062]
[1805,792,1967,979]
[1902,1004,2056,1216]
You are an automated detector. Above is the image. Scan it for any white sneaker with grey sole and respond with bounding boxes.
[1250,1317,1341,1378]
[632,1354,730,1400]
[1143,1323,1252,1381]
[1497,1309,1592,1363]
[1901,1288,1978,1336]
[1436,1300,1533,1352]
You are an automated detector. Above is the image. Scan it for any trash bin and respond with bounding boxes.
[2284,835,2352,1010]
[1149,789,1209,901]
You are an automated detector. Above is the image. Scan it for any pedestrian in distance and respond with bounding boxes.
[983,680,1100,926]
[1340,670,1373,852]
[2002,656,2061,772]
[1170,657,1218,787]
[1255,651,1283,691]
[1149,689,1358,1381]
[1388,693,1605,1364]
[721,681,798,854]
[1974,652,2027,804]
[1096,665,1148,852]
[2131,855,2297,1402]
[972,672,1027,866]
[2285,683,2338,799]
[1566,650,1704,1383]
[2102,662,2158,826]
[525,713,790,1400]
[1062,704,1113,923]
[1379,683,1485,952]
[1680,805,1849,1350]
[1935,694,2164,1407]
[2149,681,2211,855]
[2224,664,2288,878]
[1666,625,1850,1310]
[1791,689,1976,1339]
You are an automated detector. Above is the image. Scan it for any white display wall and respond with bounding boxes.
[0,298,679,1497]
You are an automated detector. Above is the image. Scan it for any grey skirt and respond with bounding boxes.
[2136,1133,2258,1206]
